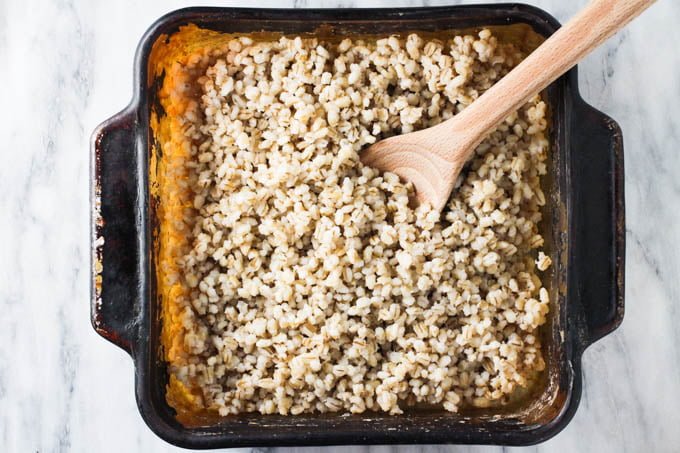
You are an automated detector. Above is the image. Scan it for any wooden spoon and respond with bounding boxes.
[361,0,655,213]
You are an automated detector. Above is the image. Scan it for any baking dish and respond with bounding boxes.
[90,4,625,448]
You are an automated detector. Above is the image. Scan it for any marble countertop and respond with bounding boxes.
[1,0,678,451]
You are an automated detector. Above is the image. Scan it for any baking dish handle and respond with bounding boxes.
[91,107,142,356]
[569,98,625,352]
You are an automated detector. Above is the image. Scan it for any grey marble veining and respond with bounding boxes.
[1,0,678,452]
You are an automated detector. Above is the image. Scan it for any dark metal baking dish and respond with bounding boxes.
[90,4,625,448]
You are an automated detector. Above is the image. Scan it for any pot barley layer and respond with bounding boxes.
[156,26,552,417]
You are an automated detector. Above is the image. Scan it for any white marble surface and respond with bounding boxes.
[1,0,678,451]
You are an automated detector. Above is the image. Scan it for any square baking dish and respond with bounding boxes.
[90,5,625,448]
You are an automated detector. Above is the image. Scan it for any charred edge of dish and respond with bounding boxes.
[92,129,105,328]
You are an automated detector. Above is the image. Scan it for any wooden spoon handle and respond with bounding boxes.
[444,0,655,159]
